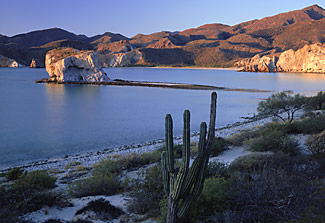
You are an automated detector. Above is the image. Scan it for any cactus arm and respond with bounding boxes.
[161,151,170,194]
[197,122,207,158]
[183,110,191,170]
[177,195,195,219]
[165,114,175,173]
[206,92,217,155]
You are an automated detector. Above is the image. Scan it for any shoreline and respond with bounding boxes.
[0,115,273,173]
[35,79,271,93]
[114,66,241,71]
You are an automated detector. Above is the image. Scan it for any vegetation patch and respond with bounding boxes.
[75,198,124,221]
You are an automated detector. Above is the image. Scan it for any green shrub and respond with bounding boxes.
[126,164,164,216]
[206,161,229,178]
[70,173,121,197]
[248,130,299,155]
[94,151,162,177]
[295,114,325,134]
[13,170,56,191]
[4,167,24,181]
[182,177,230,222]
[0,170,66,221]
[229,153,275,173]
[225,154,324,222]
[305,91,325,111]
[306,130,325,155]
[227,128,260,146]
[210,137,229,156]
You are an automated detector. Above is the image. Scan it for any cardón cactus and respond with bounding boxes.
[161,92,217,223]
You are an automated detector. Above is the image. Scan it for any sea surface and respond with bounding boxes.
[1,67,325,169]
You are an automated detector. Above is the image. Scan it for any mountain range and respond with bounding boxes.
[0,4,324,68]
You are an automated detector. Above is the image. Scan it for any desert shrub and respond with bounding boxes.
[206,161,229,178]
[0,171,66,221]
[94,151,162,176]
[69,173,121,197]
[294,114,325,134]
[229,153,318,176]
[306,130,325,155]
[126,164,164,216]
[4,167,24,181]
[75,198,124,221]
[181,177,230,223]
[247,130,299,155]
[210,137,229,156]
[305,91,325,111]
[13,170,56,191]
[229,153,274,173]
[225,154,323,222]
[227,128,260,146]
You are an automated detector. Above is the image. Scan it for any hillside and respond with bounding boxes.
[0,4,324,67]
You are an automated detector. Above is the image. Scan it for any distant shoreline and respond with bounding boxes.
[109,66,241,71]
[35,79,271,93]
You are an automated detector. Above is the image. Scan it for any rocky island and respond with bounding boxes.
[45,48,109,82]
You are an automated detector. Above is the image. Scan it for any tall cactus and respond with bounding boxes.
[161,92,217,223]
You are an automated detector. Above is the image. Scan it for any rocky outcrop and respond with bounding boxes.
[29,58,39,68]
[0,55,23,67]
[105,50,143,67]
[276,44,325,73]
[237,54,278,72]
[239,43,325,73]
[45,48,109,82]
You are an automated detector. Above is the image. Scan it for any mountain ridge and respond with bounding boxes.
[0,4,324,67]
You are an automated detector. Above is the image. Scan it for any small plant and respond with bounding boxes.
[247,130,300,155]
[295,114,325,134]
[69,173,121,197]
[126,165,164,216]
[75,198,124,221]
[13,170,56,191]
[306,130,325,155]
[210,137,229,156]
[183,177,230,222]
[4,167,24,181]
[305,91,325,111]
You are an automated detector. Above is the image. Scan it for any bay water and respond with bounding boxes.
[0,67,324,168]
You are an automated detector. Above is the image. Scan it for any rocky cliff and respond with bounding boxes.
[239,43,325,73]
[45,48,109,82]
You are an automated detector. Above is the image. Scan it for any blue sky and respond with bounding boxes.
[0,0,323,38]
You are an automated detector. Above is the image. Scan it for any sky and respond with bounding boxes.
[0,0,323,38]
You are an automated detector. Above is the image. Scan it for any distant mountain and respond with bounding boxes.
[0,4,324,67]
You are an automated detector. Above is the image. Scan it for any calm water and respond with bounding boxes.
[0,67,325,168]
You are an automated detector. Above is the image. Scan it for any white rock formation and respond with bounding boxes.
[105,50,143,67]
[0,55,23,67]
[277,43,325,73]
[45,48,109,82]
[238,43,325,73]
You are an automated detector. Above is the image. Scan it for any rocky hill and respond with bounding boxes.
[0,4,324,68]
